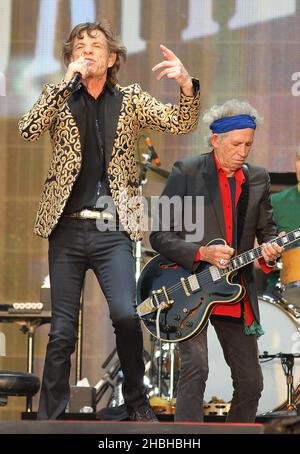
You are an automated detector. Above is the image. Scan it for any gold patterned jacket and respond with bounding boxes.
[18,80,200,241]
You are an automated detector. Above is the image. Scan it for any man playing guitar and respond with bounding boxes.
[150,99,282,423]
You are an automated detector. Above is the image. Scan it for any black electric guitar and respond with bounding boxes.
[137,228,300,342]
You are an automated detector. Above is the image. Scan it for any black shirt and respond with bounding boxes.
[64,82,114,214]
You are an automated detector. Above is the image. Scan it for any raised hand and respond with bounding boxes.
[152,44,193,96]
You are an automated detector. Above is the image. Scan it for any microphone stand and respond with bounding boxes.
[135,157,153,280]
[139,161,152,187]
[93,157,155,410]
[94,159,153,405]
[137,157,174,406]
[259,352,300,413]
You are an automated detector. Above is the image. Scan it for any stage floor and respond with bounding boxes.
[0,419,263,434]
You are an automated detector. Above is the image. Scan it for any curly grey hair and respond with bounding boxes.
[203,99,263,148]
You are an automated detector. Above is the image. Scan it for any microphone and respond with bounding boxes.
[67,72,81,91]
[144,136,161,166]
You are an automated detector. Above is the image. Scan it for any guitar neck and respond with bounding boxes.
[219,228,300,276]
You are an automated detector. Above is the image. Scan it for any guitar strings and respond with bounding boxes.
[160,229,300,299]
[151,230,300,335]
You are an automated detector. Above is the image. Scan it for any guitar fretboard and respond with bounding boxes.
[219,228,300,277]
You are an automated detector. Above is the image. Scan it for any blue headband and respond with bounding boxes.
[210,114,256,134]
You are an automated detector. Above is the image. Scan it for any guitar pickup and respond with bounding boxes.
[181,275,200,296]
[209,266,221,282]
[187,275,201,292]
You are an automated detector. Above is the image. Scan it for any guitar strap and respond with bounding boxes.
[236,164,249,253]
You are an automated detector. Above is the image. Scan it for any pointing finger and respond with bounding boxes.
[160,44,178,61]
[152,61,177,72]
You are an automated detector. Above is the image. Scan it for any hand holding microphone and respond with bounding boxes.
[64,56,91,90]
[67,73,81,91]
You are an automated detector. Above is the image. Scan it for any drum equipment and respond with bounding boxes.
[203,397,230,416]
[280,247,300,308]
[149,396,176,415]
[204,295,300,414]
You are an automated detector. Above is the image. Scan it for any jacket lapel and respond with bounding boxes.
[202,153,226,239]
[104,87,123,170]
[67,87,87,150]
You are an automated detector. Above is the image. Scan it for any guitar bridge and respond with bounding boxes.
[181,275,200,296]
[154,287,173,309]
[181,278,190,296]
[146,286,174,312]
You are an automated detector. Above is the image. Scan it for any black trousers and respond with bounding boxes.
[175,317,263,423]
[37,218,147,419]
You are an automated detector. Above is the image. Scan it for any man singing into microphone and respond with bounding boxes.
[18,21,200,421]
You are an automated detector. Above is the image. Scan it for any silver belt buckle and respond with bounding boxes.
[80,209,92,219]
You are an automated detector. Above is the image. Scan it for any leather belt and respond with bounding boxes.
[64,209,114,221]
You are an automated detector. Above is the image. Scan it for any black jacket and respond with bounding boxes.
[150,152,277,322]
